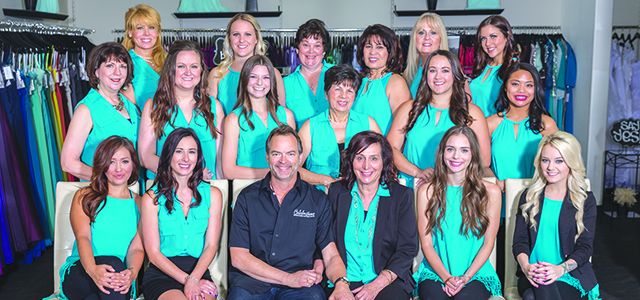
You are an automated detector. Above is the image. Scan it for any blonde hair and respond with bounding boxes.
[403,13,449,85]
[122,4,167,71]
[214,13,267,77]
[522,131,588,240]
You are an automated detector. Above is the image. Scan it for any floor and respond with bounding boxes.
[0,208,638,299]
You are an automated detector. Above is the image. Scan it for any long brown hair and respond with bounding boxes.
[472,15,517,80]
[404,50,472,133]
[356,24,404,75]
[235,54,282,130]
[151,128,205,213]
[151,40,217,139]
[81,136,139,223]
[424,126,489,238]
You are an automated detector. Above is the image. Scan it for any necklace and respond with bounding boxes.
[112,99,125,111]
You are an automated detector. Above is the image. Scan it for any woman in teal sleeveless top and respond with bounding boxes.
[141,128,223,300]
[298,65,380,189]
[469,15,517,117]
[351,24,411,135]
[488,63,558,190]
[61,42,139,181]
[121,4,166,110]
[207,14,285,114]
[139,41,224,181]
[222,55,295,179]
[284,19,334,128]
[513,131,601,300]
[415,126,502,299]
[388,50,492,188]
[403,13,449,99]
[59,137,144,300]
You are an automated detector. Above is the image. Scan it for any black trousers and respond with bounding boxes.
[62,255,130,300]
[418,279,491,300]
[518,276,585,300]
[324,280,411,300]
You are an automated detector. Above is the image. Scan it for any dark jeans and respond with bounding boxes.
[518,276,585,300]
[325,280,411,300]
[62,255,130,300]
[418,279,491,300]
[227,284,325,300]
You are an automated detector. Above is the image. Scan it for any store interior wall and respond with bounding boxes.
[1,0,633,203]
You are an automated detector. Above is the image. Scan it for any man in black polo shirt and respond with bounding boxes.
[228,125,353,300]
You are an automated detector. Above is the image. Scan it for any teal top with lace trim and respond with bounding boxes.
[233,105,288,168]
[352,72,393,134]
[344,183,389,283]
[400,104,455,187]
[491,116,542,180]
[530,197,602,300]
[284,62,333,128]
[218,68,241,114]
[129,49,160,110]
[413,185,502,296]
[58,193,139,299]
[469,64,502,117]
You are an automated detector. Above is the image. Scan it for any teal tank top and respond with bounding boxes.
[414,186,502,296]
[401,105,455,187]
[155,182,211,258]
[344,182,389,283]
[147,99,219,179]
[217,68,240,114]
[78,89,140,167]
[530,197,602,300]
[352,72,393,135]
[233,105,288,168]
[410,63,424,99]
[469,64,503,117]
[307,110,370,179]
[284,62,333,128]
[59,194,139,298]
[129,49,160,110]
[491,116,542,180]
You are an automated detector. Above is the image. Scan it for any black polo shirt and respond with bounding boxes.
[229,173,334,293]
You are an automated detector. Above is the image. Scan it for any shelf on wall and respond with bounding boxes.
[2,8,68,21]
[393,7,503,17]
[173,11,282,19]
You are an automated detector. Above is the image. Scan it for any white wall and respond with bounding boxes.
[612,0,640,26]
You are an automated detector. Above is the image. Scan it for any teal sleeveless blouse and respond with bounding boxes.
[469,64,502,117]
[128,49,160,110]
[491,116,542,180]
[352,72,393,134]
[217,68,240,114]
[414,186,502,296]
[233,106,288,168]
[284,62,333,128]
[78,89,140,167]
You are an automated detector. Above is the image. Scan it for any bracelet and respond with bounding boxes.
[561,263,569,275]
[185,274,198,284]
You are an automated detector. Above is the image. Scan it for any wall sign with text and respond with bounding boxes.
[610,119,640,146]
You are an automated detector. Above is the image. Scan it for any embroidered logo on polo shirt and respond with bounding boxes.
[293,209,315,218]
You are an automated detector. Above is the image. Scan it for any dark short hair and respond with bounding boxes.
[356,24,404,75]
[340,131,397,190]
[324,64,362,94]
[87,42,133,90]
[266,125,303,154]
[295,19,331,53]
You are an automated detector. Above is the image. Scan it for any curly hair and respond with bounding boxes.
[122,4,166,70]
[80,136,139,223]
[424,126,489,238]
[404,50,472,133]
[234,54,283,130]
[495,62,550,133]
[340,131,398,190]
[151,128,205,213]
[357,24,404,75]
[521,131,589,239]
[472,15,518,80]
[151,40,217,140]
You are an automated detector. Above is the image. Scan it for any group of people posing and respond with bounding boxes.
[56,4,600,300]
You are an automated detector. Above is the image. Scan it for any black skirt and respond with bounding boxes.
[142,256,213,300]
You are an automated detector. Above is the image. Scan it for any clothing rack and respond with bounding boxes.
[0,19,93,36]
[446,25,562,35]
[613,25,640,30]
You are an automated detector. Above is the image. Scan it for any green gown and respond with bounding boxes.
[284,62,333,128]
[469,64,502,117]
[352,72,393,135]
[78,89,140,167]
[401,105,455,187]
[414,185,502,296]
[233,106,288,168]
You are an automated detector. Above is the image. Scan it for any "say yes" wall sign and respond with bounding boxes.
[610,119,640,146]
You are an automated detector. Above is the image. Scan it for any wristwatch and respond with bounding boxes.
[334,276,350,286]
